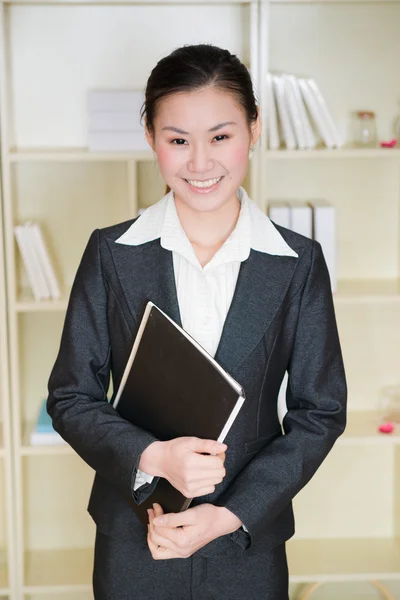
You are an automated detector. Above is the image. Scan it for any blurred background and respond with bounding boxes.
[0,1,399,599]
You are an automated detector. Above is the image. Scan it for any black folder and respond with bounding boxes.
[113,301,245,526]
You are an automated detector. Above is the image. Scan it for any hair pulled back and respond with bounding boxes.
[140,44,259,195]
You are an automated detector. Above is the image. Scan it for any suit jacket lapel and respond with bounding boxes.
[214,249,303,377]
[107,238,182,329]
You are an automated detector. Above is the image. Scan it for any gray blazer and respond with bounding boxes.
[47,218,347,559]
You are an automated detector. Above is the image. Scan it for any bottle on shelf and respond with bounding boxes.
[352,110,378,148]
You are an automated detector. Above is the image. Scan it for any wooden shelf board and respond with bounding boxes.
[15,286,71,312]
[24,547,93,591]
[339,411,400,445]
[334,279,400,303]
[266,147,400,160]
[287,537,400,582]
[21,423,71,456]
[5,0,251,4]
[8,146,154,162]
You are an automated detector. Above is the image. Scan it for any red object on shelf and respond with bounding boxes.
[380,139,397,148]
[378,422,395,434]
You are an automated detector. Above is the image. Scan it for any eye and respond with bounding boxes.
[171,139,188,145]
[213,134,229,142]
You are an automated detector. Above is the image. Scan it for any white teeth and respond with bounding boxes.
[186,177,222,188]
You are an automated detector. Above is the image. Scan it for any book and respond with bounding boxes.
[113,301,245,525]
[298,79,336,149]
[268,200,291,229]
[88,131,148,151]
[284,74,316,150]
[30,399,67,446]
[272,75,297,150]
[30,222,61,299]
[288,200,313,238]
[306,78,342,148]
[266,73,280,150]
[309,199,337,293]
[14,225,42,301]
[282,73,308,150]
[87,90,144,113]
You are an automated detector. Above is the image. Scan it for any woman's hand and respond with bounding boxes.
[146,502,243,560]
[139,437,227,498]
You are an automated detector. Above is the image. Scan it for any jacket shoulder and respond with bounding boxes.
[97,217,139,242]
[270,220,314,253]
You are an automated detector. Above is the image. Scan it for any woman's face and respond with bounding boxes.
[146,87,260,215]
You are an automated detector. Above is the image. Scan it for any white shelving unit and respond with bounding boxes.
[0,0,399,598]
[0,142,17,596]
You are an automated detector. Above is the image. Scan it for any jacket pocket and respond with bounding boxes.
[244,428,282,455]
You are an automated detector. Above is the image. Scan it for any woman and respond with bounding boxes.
[47,44,347,600]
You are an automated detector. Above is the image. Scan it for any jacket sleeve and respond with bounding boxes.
[214,240,347,550]
[47,229,160,504]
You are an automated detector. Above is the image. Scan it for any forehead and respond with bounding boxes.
[154,87,246,128]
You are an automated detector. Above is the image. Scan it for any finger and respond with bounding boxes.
[188,437,227,455]
[153,508,197,529]
[148,510,167,553]
[150,525,186,556]
[147,525,176,559]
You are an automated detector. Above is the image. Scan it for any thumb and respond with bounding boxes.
[188,437,227,455]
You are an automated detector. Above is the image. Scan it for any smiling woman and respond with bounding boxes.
[47,43,347,600]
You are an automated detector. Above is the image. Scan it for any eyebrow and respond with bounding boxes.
[161,122,237,134]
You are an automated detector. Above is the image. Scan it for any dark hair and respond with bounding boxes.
[140,44,259,195]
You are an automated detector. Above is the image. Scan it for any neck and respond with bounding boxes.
[174,194,241,249]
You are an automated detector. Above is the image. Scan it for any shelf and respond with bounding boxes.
[21,423,70,456]
[24,547,93,593]
[4,0,253,3]
[334,280,400,303]
[287,537,400,583]
[15,286,72,312]
[265,148,400,160]
[339,411,400,445]
[8,147,154,163]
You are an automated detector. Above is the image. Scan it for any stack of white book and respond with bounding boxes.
[266,73,342,150]
[14,222,61,301]
[268,199,337,293]
[87,90,148,152]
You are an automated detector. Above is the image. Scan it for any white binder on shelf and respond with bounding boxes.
[266,73,280,150]
[24,223,51,300]
[285,74,316,150]
[288,200,313,239]
[307,78,342,149]
[31,223,61,300]
[298,79,336,149]
[14,225,42,301]
[268,200,291,229]
[282,74,308,150]
[309,199,337,293]
[272,75,297,150]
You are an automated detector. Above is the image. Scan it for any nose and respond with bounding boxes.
[187,143,215,174]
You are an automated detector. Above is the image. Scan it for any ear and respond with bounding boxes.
[250,106,262,148]
[144,118,156,152]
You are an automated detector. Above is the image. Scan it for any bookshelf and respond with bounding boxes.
[0,0,399,598]
[0,139,16,596]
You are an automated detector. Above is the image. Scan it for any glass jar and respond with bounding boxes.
[380,385,400,423]
[353,111,378,148]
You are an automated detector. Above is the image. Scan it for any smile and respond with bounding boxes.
[185,176,224,192]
